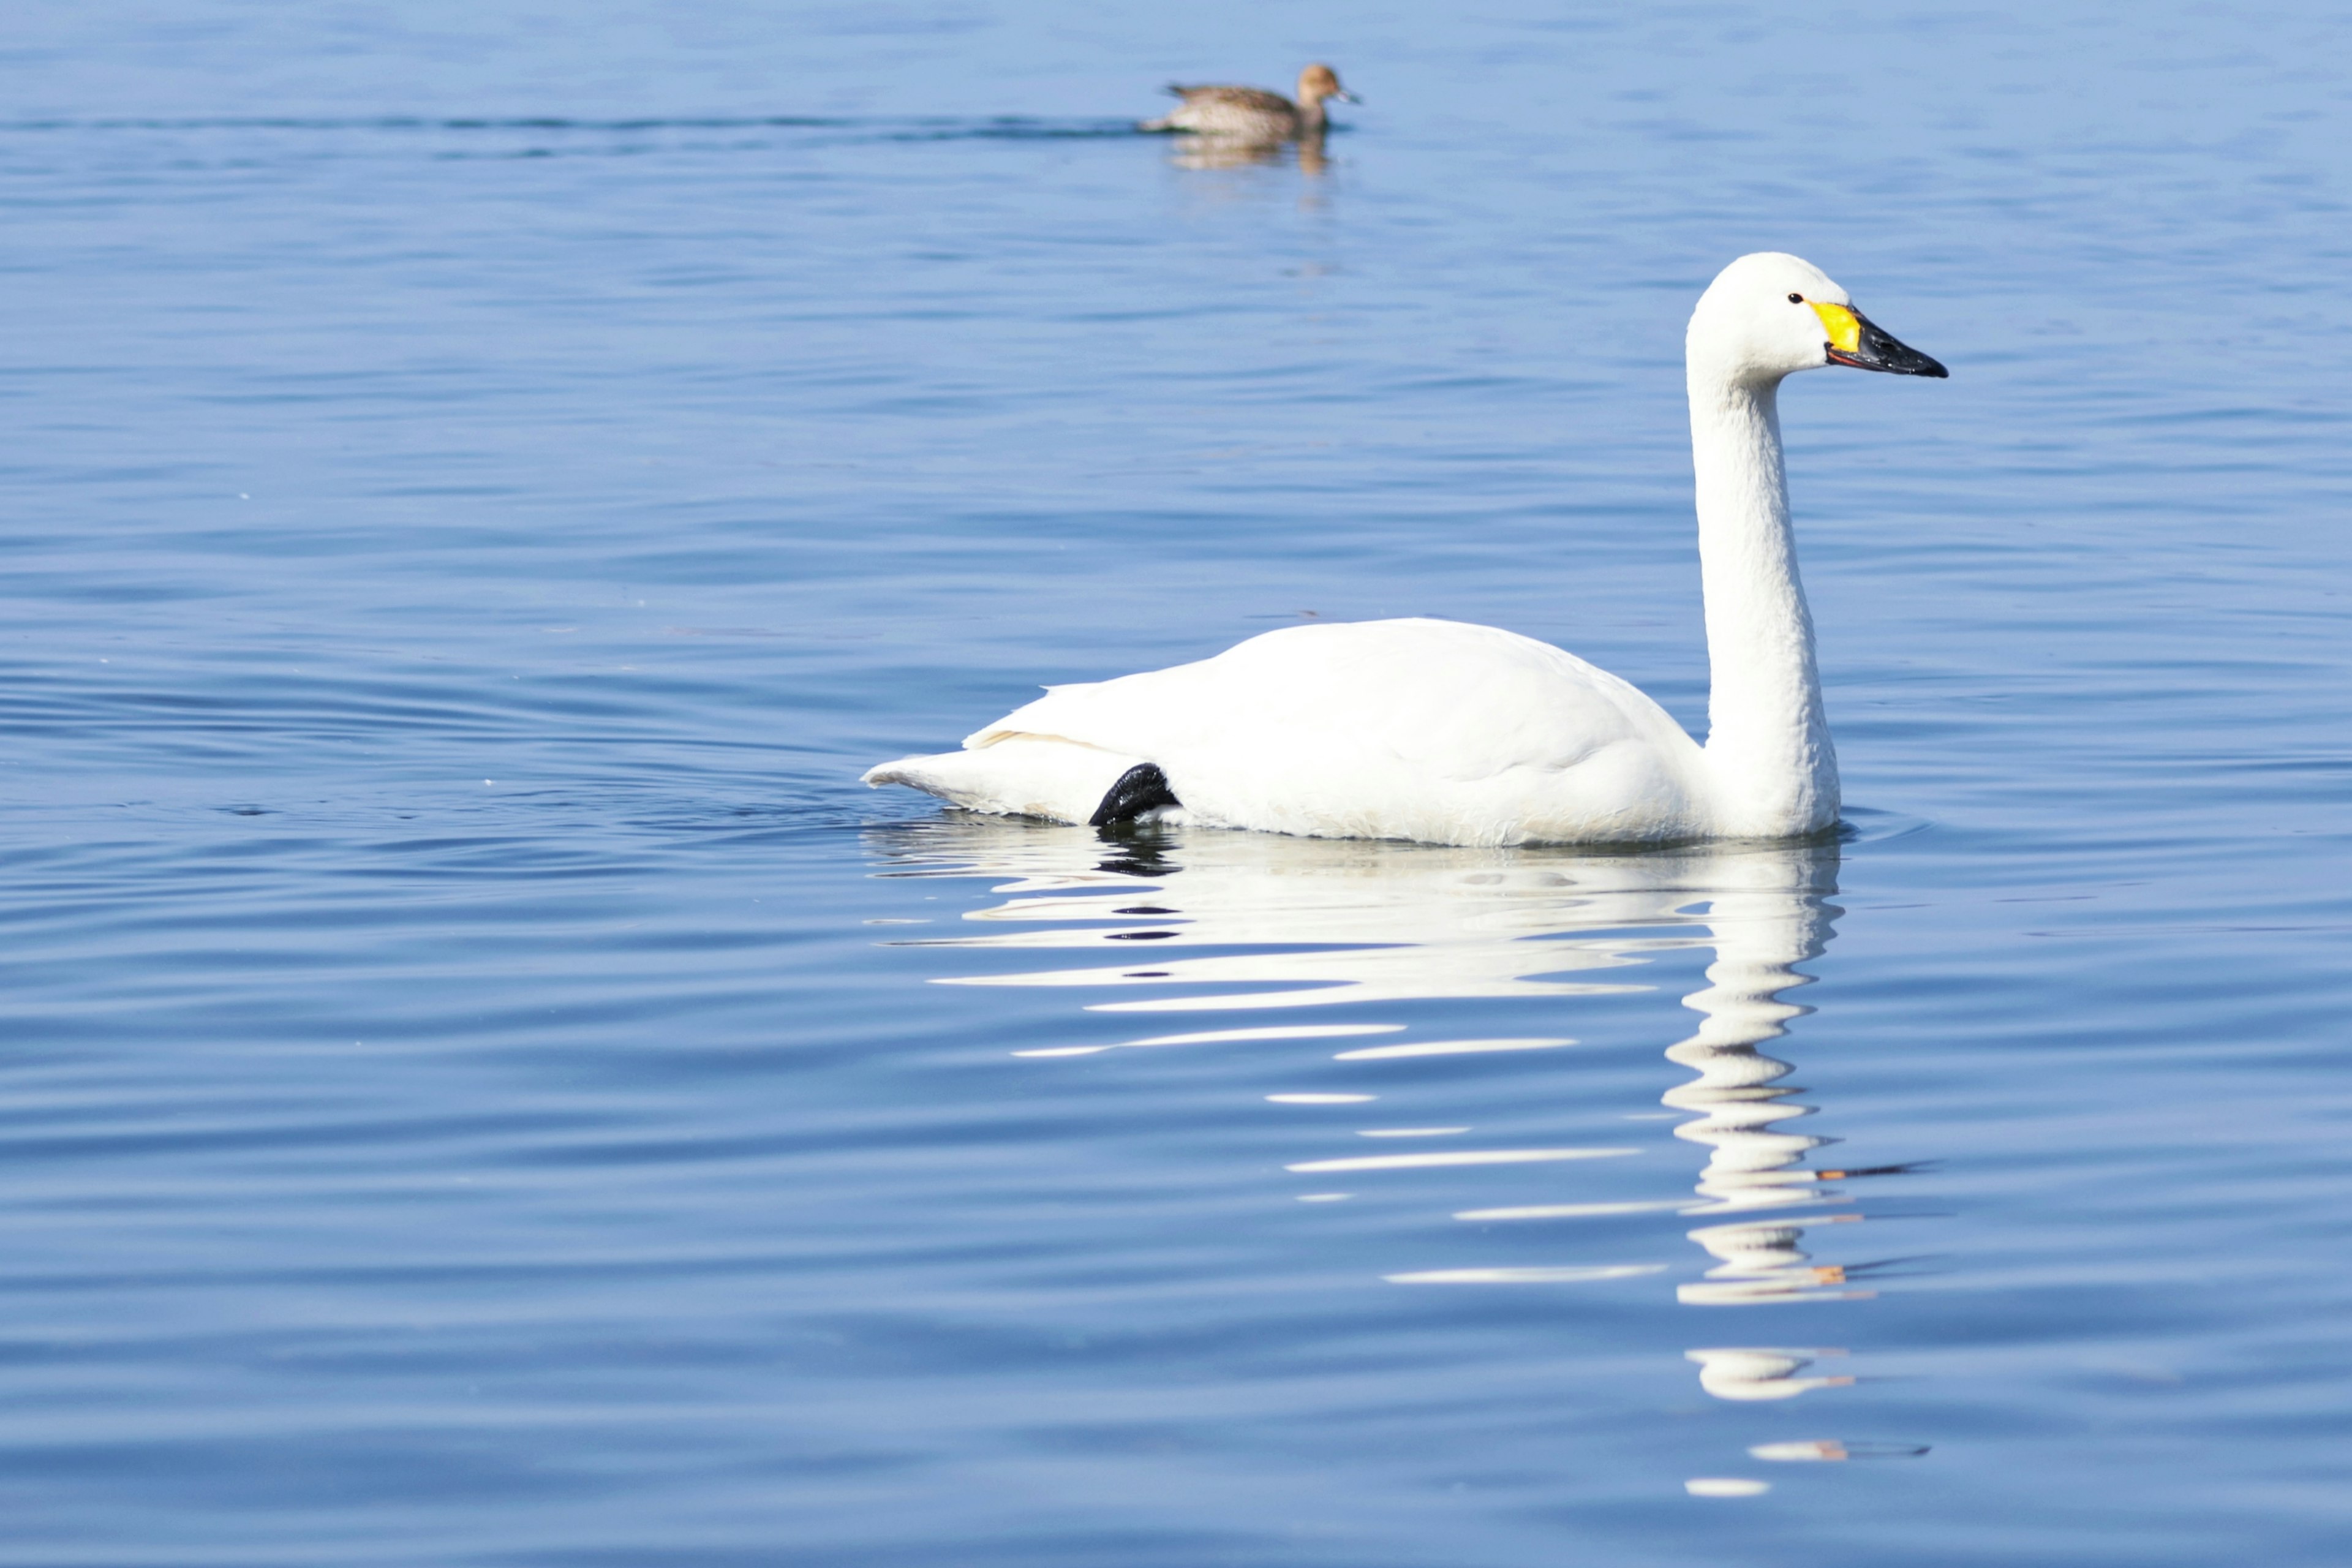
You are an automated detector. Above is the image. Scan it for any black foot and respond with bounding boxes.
[1089,763,1182,828]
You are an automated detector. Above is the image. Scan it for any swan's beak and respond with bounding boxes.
[1811,301,1948,378]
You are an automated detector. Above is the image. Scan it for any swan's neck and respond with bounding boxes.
[1688,374,1838,835]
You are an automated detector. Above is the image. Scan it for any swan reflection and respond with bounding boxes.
[866,817,1923,1453]
[1660,866,1888,1308]
[1686,1346,1853,1401]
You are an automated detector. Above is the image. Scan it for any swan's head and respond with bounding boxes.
[1688,252,1947,388]
[1297,64,1357,106]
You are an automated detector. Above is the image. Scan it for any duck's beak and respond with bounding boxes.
[1333,88,1360,103]
[1811,301,1948,378]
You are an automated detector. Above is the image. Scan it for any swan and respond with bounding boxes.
[863,252,1947,847]
[1138,64,1357,144]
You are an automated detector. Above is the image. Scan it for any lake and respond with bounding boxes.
[4,1,2350,1562]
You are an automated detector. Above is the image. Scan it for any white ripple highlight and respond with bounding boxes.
[1332,1037,1574,1060]
[1685,1477,1771,1498]
[1015,1023,1402,1057]
[1385,1264,1666,1284]
[1287,1147,1636,1173]
[1454,1200,1690,1221]
[1132,1023,1403,1045]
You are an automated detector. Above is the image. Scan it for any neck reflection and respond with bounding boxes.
[1665,854,1869,1308]
[867,819,1899,1412]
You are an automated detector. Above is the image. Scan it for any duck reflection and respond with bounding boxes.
[1166,131,1330,173]
[865,818,1918,1414]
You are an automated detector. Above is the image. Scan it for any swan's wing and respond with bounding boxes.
[971,619,1684,774]
[965,619,1702,840]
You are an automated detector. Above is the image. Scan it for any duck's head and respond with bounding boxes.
[1297,64,1358,107]
[1687,252,1947,387]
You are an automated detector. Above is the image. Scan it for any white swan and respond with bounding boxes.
[864,252,1946,846]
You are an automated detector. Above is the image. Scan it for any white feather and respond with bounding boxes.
[864,253,1944,847]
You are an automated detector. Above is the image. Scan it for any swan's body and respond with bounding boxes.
[873,620,1706,845]
[1140,64,1355,143]
[865,253,1945,847]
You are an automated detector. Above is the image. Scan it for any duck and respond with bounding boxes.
[863,253,1947,848]
[1139,63,1357,143]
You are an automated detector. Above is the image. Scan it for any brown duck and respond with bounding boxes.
[1140,63,1357,144]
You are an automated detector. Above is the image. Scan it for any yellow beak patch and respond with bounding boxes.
[1809,301,1863,354]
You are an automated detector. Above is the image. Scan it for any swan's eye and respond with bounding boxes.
[1787,293,1804,304]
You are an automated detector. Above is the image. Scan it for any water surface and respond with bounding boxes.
[4,2,2351,1562]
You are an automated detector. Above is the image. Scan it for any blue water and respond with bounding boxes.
[6,2,2351,1562]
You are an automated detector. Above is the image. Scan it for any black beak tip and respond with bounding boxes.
[1834,320,1949,380]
